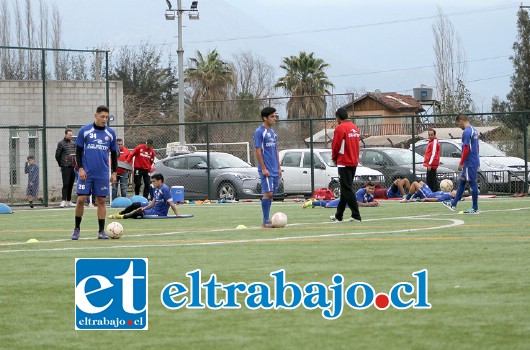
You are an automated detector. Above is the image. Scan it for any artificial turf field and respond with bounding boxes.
[1,198,529,349]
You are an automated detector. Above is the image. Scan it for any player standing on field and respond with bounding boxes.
[330,107,362,222]
[443,113,480,214]
[71,105,119,240]
[254,107,281,228]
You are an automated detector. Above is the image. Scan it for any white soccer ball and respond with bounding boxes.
[440,179,453,193]
[271,212,288,228]
[105,221,124,239]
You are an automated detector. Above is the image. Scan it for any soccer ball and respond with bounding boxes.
[440,179,453,193]
[271,212,288,228]
[105,221,124,239]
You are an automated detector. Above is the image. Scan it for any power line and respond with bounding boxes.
[328,55,511,78]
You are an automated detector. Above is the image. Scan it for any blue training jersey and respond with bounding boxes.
[150,184,173,216]
[253,125,279,176]
[462,125,480,168]
[76,123,119,180]
[430,191,453,202]
[356,188,375,203]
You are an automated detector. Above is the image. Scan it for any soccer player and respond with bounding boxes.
[356,182,380,207]
[71,105,119,240]
[330,107,362,222]
[423,129,441,191]
[128,139,157,199]
[384,178,411,199]
[112,138,132,199]
[401,181,456,203]
[443,113,480,214]
[254,107,281,228]
[108,173,179,219]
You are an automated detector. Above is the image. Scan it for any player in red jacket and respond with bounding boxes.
[330,108,362,222]
[128,139,157,198]
[423,129,441,191]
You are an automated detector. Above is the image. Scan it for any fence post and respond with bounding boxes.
[206,122,211,199]
[41,49,49,207]
[309,118,315,192]
[523,112,528,193]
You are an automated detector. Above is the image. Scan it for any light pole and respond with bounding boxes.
[165,0,199,146]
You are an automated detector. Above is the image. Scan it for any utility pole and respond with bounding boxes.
[165,0,199,146]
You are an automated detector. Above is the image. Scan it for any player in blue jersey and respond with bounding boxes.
[108,173,179,219]
[356,182,380,207]
[71,106,119,240]
[443,113,480,214]
[401,181,456,202]
[254,107,281,228]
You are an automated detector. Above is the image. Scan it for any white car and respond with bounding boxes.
[279,148,385,197]
[414,139,530,193]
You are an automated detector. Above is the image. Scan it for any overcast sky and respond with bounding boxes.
[29,0,524,111]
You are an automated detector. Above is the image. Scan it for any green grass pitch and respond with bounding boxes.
[1,198,529,349]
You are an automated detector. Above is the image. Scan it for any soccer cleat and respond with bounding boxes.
[462,208,479,214]
[261,220,273,229]
[302,200,313,209]
[60,201,66,208]
[68,201,76,207]
[330,215,342,222]
[442,201,456,211]
[346,217,362,223]
[108,214,124,219]
[98,231,109,239]
[71,228,80,240]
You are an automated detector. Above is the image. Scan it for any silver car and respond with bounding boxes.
[151,152,284,200]
[414,139,530,193]
[279,148,385,197]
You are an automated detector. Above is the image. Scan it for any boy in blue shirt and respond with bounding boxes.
[71,106,119,240]
[109,173,179,219]
[25,155,39,208]
[254,107,281,228]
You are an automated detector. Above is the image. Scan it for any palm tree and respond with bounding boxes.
[275,51,334,119]
[186,50,235,122]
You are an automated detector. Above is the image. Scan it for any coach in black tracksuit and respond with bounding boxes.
[55,129,76,207]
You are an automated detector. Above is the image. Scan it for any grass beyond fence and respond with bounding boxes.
[1,198,529,349]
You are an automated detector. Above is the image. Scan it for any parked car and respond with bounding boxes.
[279,148,385,197]
[359,147,457,187]
[414,139,530,193]
[151,152,284,200]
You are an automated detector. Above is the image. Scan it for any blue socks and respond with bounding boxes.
[262,198,272,224]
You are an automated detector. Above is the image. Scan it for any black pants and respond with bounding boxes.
[426,168,439,191]
[335,166,361,221]
[134,168,151,198]
[61,166,75,201]
[120,202,144,219]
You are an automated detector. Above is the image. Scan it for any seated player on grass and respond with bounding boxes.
[356,181,380,207]
[375,178,411,199]
[400,180,456,203]
[302,182,380,208]
[108,173,179,219]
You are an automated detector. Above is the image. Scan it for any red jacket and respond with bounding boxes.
[117,146,132,175]
[127,144,156,170]
[331,120,361,167]
[423,138,440,169]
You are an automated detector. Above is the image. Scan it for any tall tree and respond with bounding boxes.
[109,43,177,143]
[432,7,474,117]
[186,49,235,122]
[504,8,530,132]
[275,51,334,120]
[231,51,275,120]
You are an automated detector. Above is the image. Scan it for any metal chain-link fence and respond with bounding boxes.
[1,111,529,206]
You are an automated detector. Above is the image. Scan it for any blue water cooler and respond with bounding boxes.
[171,186,185,203]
